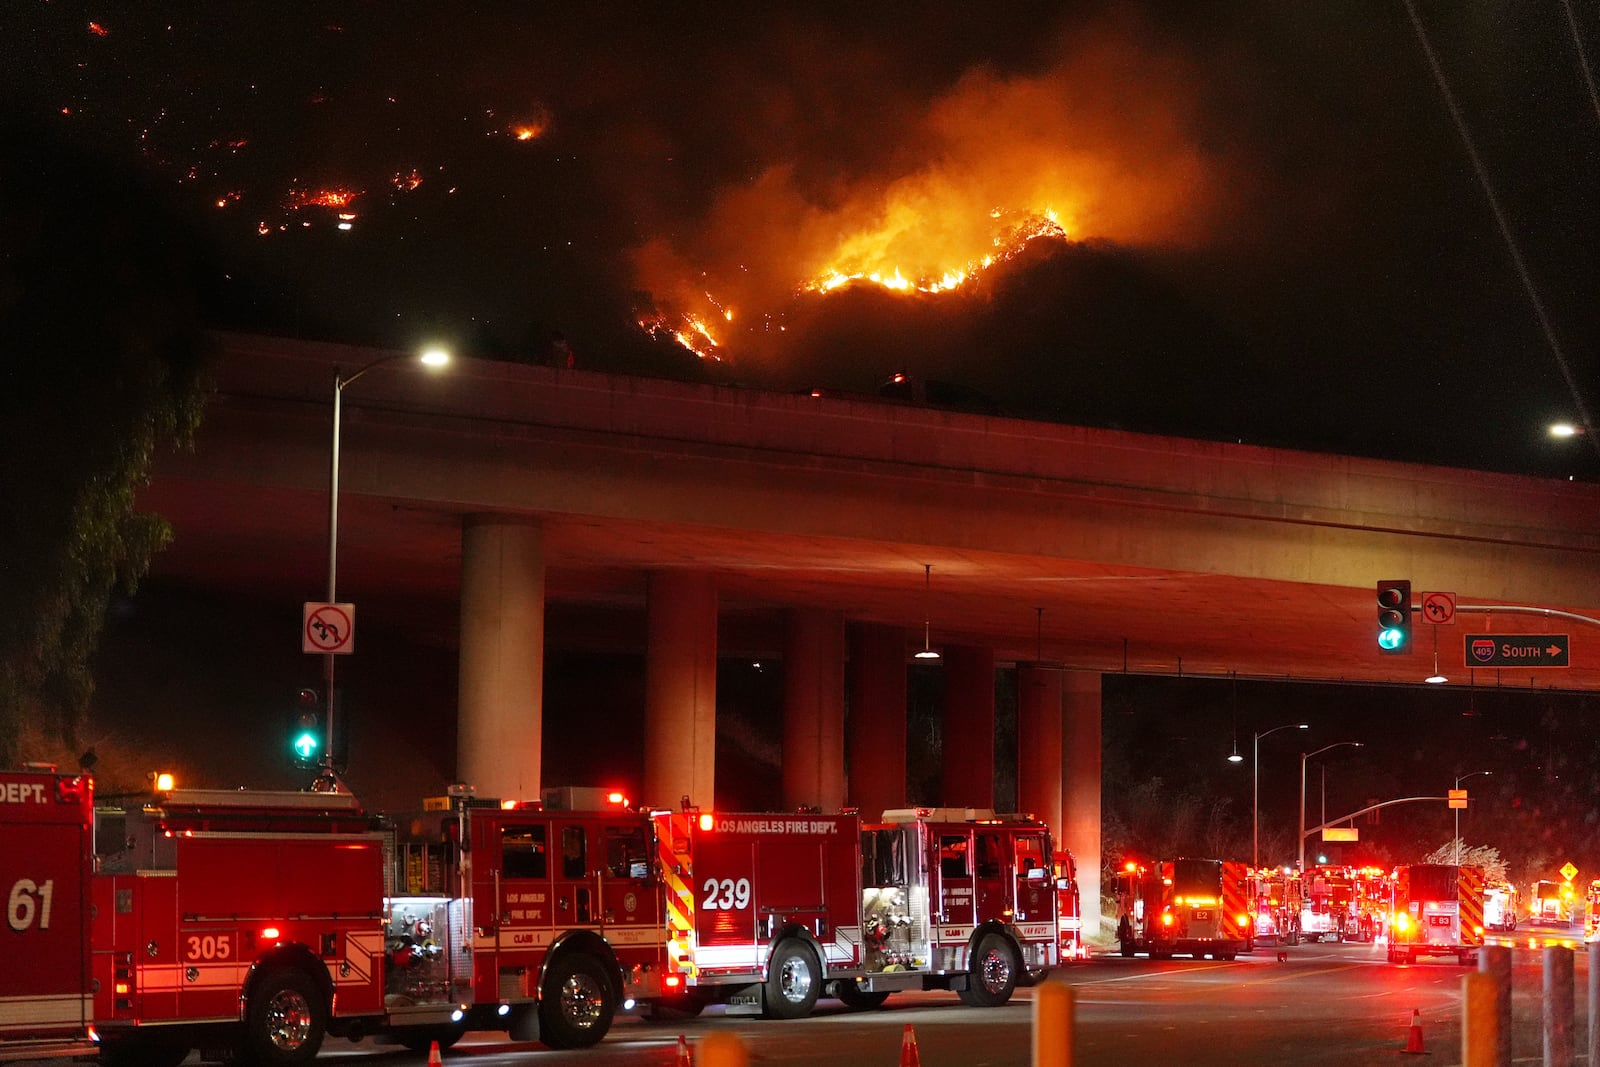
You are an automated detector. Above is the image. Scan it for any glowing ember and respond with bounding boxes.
[87,21,108,37]
[391,169,423,191]
[285,188,362,210]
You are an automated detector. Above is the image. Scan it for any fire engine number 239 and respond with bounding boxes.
[703,877,752,910]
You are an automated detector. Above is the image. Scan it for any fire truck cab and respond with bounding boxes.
[1387,864,1485,965]
[0,766,97,1063]
[1114,859,1250,960]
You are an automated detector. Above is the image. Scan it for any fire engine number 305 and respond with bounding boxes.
[703,877,751,910]
[7,878,54,932]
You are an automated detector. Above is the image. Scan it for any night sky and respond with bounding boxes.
[8,2,1598,477]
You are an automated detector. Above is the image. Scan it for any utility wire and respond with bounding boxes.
[1402,0,1600,461]
[1562,0,1600,126]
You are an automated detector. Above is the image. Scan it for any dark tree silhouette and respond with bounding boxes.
[0,111,211,762]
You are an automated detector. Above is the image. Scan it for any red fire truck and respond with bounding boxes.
[0,766,97,1062]
[86,780,666,1064]
[1386,863,1485,965]
[1,770,1073,1064]
[1247,868,1301,945]
[653,806,1066,1017]
[1114,859,1251,960]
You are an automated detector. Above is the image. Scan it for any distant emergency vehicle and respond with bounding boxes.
[1387,864,1485,965]
[1115,859,1250,960]
[1484,880,1519,933]
[1530,879,1575,925]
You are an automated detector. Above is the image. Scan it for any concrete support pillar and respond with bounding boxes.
[942,644,995,810]
[1062,672,1103,939]
[847,623,908,822]
[1017,664,1064,836]
[644,571,717,811]
[781,608,846,812]
[457,518,544,801]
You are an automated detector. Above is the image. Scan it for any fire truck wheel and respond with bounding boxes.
[242,968,326,1066]
[957,934,1018,1007]
[764,939,822,1019]
[538,951,616,1049]
[99,1039,189,1067]
[834,981,890,1010]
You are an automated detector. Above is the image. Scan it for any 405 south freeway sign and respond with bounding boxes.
[1465,634,1569,668]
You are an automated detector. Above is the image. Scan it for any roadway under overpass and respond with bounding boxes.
[138,332,1600,932]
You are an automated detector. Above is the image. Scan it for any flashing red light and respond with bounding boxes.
[664,974,682,989]
[261,927,281,941]
[698,813,714,831]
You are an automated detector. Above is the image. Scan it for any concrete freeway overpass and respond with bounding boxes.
[139,332,1600,927]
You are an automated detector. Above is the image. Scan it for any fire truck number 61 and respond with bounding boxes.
[7,878,53,932]
[702,877,751,910]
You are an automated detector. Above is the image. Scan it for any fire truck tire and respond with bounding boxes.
[957,934,1018,1007]
[538,951,616,1049]
[99,1039,189,1067]
[241,967,327,1066]
[764,939,822,1019]
[834,981,890,1010]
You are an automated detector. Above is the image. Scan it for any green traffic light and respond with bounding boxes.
[1377,627,1407,651]
[292,731,321,762]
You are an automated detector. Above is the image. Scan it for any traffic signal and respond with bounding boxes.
[289,687,323,766]
[1376,579,1412,653]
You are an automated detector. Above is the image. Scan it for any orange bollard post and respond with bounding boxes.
[900,1023,922,1067]
[427,1039,444,1066]
[1033,979,1074,1067]
[698,1032,749,1067]
[675,1033,693,1066]
[1401,1008,1425,1054]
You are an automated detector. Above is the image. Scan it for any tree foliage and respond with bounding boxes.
[1423,840,1507,885]
[0,112,211,763]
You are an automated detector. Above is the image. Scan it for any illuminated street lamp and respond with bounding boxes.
[319,346,450,786]
[1299,741,1363,872]
[1453,770,1490,864]
[1249,722,1308,869]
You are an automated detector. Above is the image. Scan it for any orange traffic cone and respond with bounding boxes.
[900,1023,921,1067]
[675,1033,693,1066]
[1401,1008,1425,1054]
[427,1039,444,1066]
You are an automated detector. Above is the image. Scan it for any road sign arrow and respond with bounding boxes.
[1547,645,1564,656]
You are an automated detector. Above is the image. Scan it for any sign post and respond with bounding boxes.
[1465,634,1568,668]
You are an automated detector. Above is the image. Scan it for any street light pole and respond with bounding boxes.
[1453,770,1491,864]
[1251,722,1308,869]
[1299,741,1363,872]
[319,348,450,788]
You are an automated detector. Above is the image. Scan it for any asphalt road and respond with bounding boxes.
[127,935,1583,1067]
[21,932,1586,1067]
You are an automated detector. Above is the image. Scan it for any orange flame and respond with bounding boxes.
[638,311,724,361]
[631,38,1219,363]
